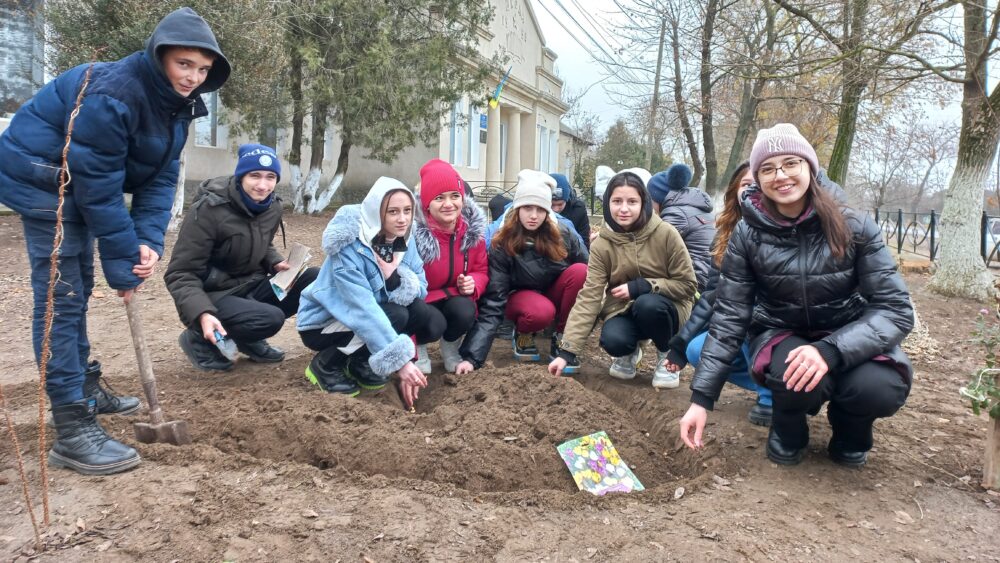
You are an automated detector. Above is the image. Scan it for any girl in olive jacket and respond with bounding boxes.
[549,172,698,389]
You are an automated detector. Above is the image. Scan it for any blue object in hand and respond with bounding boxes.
[213,330,238,360]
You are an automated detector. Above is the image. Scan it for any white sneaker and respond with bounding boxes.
[651,350,680,389]
[609,348,642,380]
[439,337,463,373]
[414,344,432,374]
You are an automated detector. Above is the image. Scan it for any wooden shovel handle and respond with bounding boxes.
[125,298,164,425]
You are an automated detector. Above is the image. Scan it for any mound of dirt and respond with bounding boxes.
[2,215,998,562]
[152,360,686,494]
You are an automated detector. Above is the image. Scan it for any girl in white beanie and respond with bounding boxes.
[458,170,590,373]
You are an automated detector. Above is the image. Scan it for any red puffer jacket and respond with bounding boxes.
[413,202,489,304]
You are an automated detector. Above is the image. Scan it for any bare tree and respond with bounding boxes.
[926,1,1000,299]
[665,0,704,184]
[772,0,959,184]
[910,122,958,212]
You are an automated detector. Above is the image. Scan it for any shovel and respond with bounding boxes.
[125,298,191,445]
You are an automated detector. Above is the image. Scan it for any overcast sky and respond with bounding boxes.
[528,0,982,134]
[530,0,631,128]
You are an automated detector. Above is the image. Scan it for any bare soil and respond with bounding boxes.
[1,214,998,562]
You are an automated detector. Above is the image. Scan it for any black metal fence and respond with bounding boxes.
[872,208,1000,267]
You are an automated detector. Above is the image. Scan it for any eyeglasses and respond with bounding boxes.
[758,158,804,181]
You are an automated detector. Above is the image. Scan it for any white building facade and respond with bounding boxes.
[184,0,568,197]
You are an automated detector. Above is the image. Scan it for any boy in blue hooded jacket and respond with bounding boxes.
[0,8,229,475]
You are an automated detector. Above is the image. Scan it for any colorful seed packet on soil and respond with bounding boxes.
[557,431,644,495]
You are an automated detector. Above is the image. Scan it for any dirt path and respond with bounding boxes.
[1,214,998,562]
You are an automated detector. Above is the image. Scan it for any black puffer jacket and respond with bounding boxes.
[164,176,285,328]
[659,188,715,292]
[690,187,914,409]
[460,224,589,367]
[666,265,719,368]
[561,194,592,248]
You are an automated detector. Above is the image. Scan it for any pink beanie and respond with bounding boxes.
[749,123,819,184]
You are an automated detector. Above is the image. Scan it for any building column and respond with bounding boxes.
[485,103,502,186]
[505,109,521,186]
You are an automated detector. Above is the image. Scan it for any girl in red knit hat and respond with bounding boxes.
[412,159,490,374]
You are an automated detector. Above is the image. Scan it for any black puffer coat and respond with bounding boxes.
[659,188,715,292]
[460,224,589,367]
[561,194,592,248]
[690,187,914,409]
[666,265,719,368]
[164,176,285,328]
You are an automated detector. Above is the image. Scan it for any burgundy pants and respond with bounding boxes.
[504,262,587,333]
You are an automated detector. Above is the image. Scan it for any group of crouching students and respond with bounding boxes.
[164,122,913,473]
[0,7,913,479]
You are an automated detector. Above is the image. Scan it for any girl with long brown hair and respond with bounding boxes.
[458,170,589,373]
[663,161,773,427]
[680,124,914,469]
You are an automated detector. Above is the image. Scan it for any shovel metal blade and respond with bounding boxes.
[133,419,192,446]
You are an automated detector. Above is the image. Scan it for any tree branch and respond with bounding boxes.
[862,45,966,83]
[972,4,1000,77]
[771,0,843,50]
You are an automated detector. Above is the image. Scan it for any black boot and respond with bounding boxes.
[827,403,872,468]
[305,348,360,396]
[48,397,141,475]
[747,403,773,427]
[766,428,806,465]
[236,340,285,363]
[345,352,390,390]
[179,329,234,371]
[766,410,808,465]
[83,360,141,415]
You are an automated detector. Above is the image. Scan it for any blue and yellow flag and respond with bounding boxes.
[489,66,513,109]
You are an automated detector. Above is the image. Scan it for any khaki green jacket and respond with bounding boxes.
[560,214,697,355]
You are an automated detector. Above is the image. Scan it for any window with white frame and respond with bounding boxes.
[195,92,226,148]
[548,130,558,173]
[538,125,549,171]
[449,98,466,167]
[499,123,508,176]
[467,104,480,169]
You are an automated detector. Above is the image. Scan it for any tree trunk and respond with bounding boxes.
[722,81,756,188]
[927,107,1000,299]
[288,48,306,213]
[928,0,1000,300]
[826,0,869,184]
[296,99,329,214]
[986,410,1000,489]
[722,1,776,186]
[168,149,186,232]
[700,0,719,194]
[826,77,865,184]
[645,17,667,171]
[669,13,703,185]
[309,133,351,214]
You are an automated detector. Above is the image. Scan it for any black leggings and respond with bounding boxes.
[300,300,444,355]
[428,296,476,342]
[599,293,679,355]
[764,335,910,450]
